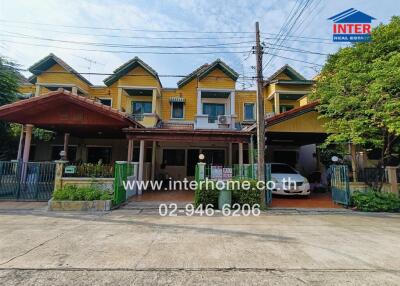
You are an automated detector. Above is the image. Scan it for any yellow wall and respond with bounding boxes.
[36,63,90,93]
[267,111,326,133]
[18,59,323,132]
[198,69,235,89]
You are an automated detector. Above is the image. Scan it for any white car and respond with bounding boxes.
[269,163,310,196]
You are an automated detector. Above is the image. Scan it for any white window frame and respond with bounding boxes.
[243,102,255,121]
[170,101,185,120]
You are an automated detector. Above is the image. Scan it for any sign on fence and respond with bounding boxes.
[64,165,76,174]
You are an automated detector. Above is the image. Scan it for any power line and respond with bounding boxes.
[263,52,323,66]
[262,0,314,72]
[2,39,251,55]
[18,69,257,80]
[0,23,256,40]
[0,31,254,49]
[0,19,255,34]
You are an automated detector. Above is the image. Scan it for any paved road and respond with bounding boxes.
[0,208,399,285]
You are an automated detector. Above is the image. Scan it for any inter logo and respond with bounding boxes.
[328,8,376,42]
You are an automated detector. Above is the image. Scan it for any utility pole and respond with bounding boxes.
[255,22,266,206]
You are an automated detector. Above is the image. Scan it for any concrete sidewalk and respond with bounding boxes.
[0,209,399,285]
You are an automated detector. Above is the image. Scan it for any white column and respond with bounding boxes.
[152,89,157,114]
[230,91,235,129]
[274,92,280,114]
[196,89,202,115]
[238,142,243,166]
[138,140,145,195]
[35,84,41,97]
[117,87,123,111]
[71,86,78,94]
[230,91,235,115]
[228,143,232,166]
[151,141,156,181]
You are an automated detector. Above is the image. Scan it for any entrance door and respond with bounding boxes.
[187,149,199,177]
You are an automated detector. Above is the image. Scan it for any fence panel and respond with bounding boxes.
[330,164,350,206]
[0,161,56,201]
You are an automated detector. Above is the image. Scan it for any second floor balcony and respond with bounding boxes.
[194,89,236,130]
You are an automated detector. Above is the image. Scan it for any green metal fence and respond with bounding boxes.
[0,161,56,201]
[330,164,350,206]
[113,161,137,206]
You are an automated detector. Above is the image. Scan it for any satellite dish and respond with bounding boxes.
[331,156,339,162]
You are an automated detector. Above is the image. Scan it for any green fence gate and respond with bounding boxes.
[113,161,138,206]
[0,161,56,201]
[330,164,350,206]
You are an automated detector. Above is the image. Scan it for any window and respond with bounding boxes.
[132,101,152,115]
[99,98,112,106]
[162,149,185,166]
[87,147,112,164]
[171,102,184,119]
[280,105,294,113]
[244,103,255,121]
[203,103,225,123]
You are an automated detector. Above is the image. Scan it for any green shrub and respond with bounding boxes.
[232,180,261,206]
[351,191,400,212]
[194,181,219,207]
[52,185,112,201]
[194,179,262,208]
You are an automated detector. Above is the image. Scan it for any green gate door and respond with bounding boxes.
[330,164,350,206]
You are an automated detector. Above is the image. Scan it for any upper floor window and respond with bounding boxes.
[99,98,112,106]
[171,102,184,119]
[203,103,225,123]
[244,103,255,121]
[132,101,152,115]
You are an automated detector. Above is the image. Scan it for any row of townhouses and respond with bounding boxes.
[1,53,327,181]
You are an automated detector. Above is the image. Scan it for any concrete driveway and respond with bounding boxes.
[0,208,399,285]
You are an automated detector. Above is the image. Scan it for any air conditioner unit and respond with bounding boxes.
[217,115,230,125]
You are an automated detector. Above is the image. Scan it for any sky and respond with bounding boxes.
[0,0,398,88]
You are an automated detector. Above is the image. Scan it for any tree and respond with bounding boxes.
[312,17,400,184]
[0,56,20,160]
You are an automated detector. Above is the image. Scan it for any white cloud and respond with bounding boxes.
[0,0,398,87]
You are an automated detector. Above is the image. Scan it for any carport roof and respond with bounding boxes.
[0,89,143,137]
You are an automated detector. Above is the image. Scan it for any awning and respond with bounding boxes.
[0,89,143,138]
[124,128,251,143]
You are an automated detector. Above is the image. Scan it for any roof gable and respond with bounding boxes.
[104,57,160,86]
[28,53,92,86]
[266,64,306,83]
[177,59,238,88]
[328,8,375,23]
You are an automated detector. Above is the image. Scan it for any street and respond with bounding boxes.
[0,207,399,285]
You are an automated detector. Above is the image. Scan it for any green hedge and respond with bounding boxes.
[194,180,262,208]
[351,191,400,212]
[53,185,113,201]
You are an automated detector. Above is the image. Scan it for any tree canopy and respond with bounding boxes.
[312,16,400,166]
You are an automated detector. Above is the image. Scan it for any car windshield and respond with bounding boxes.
[271,164,298,174]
